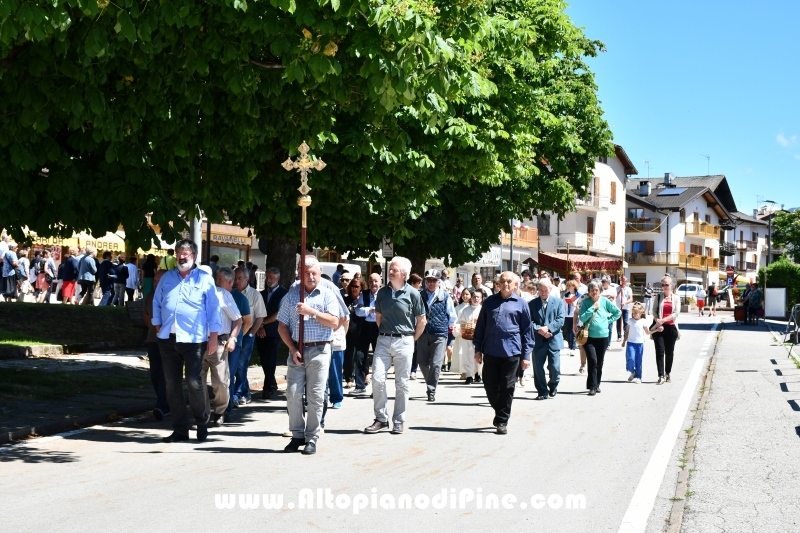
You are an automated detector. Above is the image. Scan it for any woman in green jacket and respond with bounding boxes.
[578,279,622,396]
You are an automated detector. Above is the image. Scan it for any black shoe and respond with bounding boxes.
[427,391,436,402]
[364,420,389,434]
[161,432,189,443]
[474,374,482,384]
[441,364,447,372]
[595,388,601,393]
[302,441,317,455]
[446,363,451,372]
[465,377,473,385]
[588,389,596,396]
[196,425,208,442]
[549,388,557,398]
[153,408,170,421]
[535,395,548,400]
[496,423,508,435]
[284,437,304,452]
[210,413,221,427]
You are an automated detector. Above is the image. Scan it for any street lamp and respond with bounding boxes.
[765,200,776,267]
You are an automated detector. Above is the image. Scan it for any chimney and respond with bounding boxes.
[639,181,651,196]
[753,209,758,217]
[664,172,675,187]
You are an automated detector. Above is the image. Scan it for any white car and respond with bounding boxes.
[675,283,703,303]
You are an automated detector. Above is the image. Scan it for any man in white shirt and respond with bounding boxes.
[125,257,139,302]
[232,266,268,404]
[615,276,633,341]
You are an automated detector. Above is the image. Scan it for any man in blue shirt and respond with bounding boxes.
[152,239,221,443]
[278,256,345,455]
[472,271,534,435]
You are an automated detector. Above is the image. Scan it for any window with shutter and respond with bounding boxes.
[646,241,655,253]
[610,182,617,204]
[679,242,686,254]
[610,221,616,244]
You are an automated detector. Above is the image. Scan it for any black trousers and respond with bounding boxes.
[355,321,379,390]
[583,336,609,391]
[344,324,361,382]
[158,337,209,435]
[256,335,281,392]
[653,324,679,377]
[482,355,520,425]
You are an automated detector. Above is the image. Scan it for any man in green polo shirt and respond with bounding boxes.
[363,256,426,435]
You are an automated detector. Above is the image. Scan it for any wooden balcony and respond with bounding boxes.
[625,252,719,269]
[736,239,758,251]
[500,227,539,248]
[626,218,662,232]
[685,221,720,238]
[736,260,758,271]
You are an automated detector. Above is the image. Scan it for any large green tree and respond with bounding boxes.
[771,210,800,262]
[1,0,610,282]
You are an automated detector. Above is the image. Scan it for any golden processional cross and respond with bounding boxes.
[281,141,326,350]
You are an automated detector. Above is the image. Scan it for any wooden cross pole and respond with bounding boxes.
[282,141,326,350]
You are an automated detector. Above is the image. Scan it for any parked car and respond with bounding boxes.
[675,283,703,304]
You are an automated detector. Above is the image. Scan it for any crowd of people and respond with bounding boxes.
[133,237,686,455]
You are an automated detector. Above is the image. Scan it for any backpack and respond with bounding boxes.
[35,258,45,275]
[712,286,718,296]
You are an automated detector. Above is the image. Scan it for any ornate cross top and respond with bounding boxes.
[281,141,326,195]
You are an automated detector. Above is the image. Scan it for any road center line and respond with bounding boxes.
[618,356,708,532]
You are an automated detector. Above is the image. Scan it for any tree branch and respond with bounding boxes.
[249,59,285,69]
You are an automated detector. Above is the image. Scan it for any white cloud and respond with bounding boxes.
[777,133,797,147]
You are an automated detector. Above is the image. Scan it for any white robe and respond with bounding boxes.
[453,304,483,377]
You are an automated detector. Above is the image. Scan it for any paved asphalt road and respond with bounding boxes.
[0,313,735,531]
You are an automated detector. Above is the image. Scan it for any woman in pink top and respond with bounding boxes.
[651,275,680,385]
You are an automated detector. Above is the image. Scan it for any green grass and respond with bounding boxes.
[0,302,142,346]
[0,367,151,402]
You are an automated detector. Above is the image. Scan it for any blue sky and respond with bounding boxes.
[565,1,800,215]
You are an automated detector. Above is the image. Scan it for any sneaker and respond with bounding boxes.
[352,388,366,395]
[496,423,508,435]
[409,372,417,380]
[628,372,635,382]
[232,397,240,408]
[633,378,641,384]
[331,402,342,409]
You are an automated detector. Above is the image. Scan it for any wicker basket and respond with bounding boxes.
[461,323,475,340]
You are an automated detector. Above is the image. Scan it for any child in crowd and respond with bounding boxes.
[621,302,650,384]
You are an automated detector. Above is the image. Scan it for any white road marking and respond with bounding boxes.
[618,324,717,533]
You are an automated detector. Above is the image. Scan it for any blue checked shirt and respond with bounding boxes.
[277,284,341,343]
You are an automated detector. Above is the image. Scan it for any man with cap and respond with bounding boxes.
[416,269,457,402]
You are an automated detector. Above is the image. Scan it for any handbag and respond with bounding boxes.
[576,308,598,346]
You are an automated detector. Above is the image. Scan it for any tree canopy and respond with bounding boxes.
[770,210,800,263]
[1,0,611,271]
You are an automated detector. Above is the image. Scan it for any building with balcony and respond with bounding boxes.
[725,210,769,281]
[533,144,637,278]
[624,173,736,289]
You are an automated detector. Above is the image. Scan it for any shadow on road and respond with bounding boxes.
[409,426,495,433]
[0,446,78,463]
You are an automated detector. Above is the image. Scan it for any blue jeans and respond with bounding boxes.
[147,342,170,413]
[226,341,243,414]
[328,350,344,404]
[625,342,644,380]
[607,323,613,347]
[564,317,576,350]
[233,334,255,400]
[617,309,629,338]
[99,288,114,306]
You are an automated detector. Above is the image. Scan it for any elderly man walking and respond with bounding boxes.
[363,256,427,435]
[529,278,565,400]
[472,271,534,434]
[416,269,456,402]
[152,239,221,442]
[277,256,343,455]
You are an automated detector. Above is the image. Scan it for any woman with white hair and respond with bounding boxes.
[578,279,621,395]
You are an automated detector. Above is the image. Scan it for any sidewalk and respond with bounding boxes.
[677,317,800,531]
[0,350,280,445]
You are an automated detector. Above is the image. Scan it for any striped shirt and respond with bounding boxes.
[216,287,242,335]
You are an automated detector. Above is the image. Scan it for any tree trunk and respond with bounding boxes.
[397,246,428,279]
[266,235,298,290]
